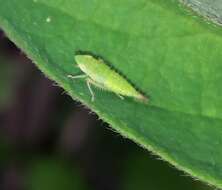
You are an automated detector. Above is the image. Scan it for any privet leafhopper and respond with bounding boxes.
[68,54,148,103]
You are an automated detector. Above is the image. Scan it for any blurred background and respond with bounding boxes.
[0,29,212,190]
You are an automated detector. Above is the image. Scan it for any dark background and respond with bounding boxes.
[0,30,211,190]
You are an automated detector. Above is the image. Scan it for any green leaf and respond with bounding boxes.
[1,0,222,187]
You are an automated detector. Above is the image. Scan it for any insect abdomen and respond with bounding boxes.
[105,71,143,98]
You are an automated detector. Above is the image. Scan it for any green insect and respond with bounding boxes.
[68,54,148,103]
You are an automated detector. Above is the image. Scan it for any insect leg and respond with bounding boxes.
[86,79,95,102]
[67,74,87,79]
[116,94,124,100]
